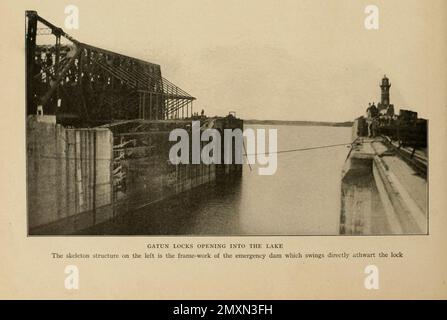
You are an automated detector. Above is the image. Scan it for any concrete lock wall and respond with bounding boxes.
[340,137,427,235]
[113,127,223,210]
[27,117,243,234]
[27,116,113,231]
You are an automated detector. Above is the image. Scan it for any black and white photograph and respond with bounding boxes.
[2,0,447,302]
[25,4,429,236]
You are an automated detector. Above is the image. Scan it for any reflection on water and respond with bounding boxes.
[85,125,352,235]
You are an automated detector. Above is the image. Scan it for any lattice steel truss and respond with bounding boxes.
[26,11,195,127]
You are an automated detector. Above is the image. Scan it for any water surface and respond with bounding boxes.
[88,125,352,235]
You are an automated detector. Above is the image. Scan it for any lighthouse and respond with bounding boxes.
[378,75,394,116]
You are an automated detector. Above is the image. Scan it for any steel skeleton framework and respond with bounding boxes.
[26,11,195,127]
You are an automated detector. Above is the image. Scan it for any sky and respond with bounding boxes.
[18,0,447,121]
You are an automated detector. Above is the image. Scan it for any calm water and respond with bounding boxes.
[88,125,352,235]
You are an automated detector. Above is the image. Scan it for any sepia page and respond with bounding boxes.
[0,0,446,299]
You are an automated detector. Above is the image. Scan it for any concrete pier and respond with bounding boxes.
[340,137,427,235]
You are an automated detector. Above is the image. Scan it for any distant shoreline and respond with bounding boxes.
[244,119,353,127]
